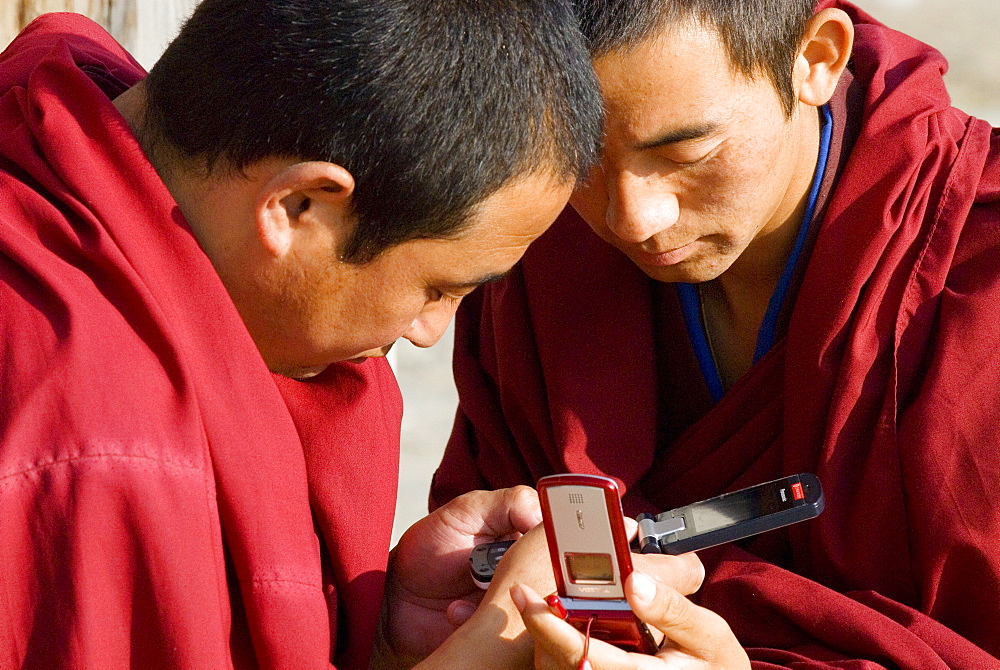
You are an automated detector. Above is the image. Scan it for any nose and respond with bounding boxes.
[605,172,679,244]
[402,299,459,348]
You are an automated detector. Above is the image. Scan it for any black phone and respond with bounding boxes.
[470,539,515,589]
[636,473,824,554]
[470,473,824,583]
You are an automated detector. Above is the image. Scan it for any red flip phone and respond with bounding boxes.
[538,473,658,654]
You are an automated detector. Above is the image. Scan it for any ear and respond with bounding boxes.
[793,8,854,108]
[255,161,356,258]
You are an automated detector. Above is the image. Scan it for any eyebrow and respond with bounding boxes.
[635,122,720,151]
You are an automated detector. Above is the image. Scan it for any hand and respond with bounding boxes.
[391,508,707,669]
[458,518,704,625]
[380,486,542,665]
[511,561,748,670]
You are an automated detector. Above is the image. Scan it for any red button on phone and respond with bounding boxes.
[545,593,569,620]
[791,482,805,500]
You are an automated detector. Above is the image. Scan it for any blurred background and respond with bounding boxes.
[1,0,197,68]
[3,0,997,545]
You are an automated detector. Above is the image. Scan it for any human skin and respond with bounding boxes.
[569,9,853,388]
[394,508,706,669]
[509,9,855,669]
[112,81,573,380]
[111,81,580,667]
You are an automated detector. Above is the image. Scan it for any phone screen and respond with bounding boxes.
[565,552,615,584]
[688,479,794,533]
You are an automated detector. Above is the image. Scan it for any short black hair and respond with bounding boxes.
[144,0,603,262]
[572,0,816,115]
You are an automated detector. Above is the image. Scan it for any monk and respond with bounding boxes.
[0,0,606,667]
[433,0,1000,667]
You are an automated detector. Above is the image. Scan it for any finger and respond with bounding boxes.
[627,572,749,668]
[440,486,542,541]
[513,584,668,670]
[511,584,592,668]
[624,516,639,540]
[445,599,477,627]
[631,551,705,597]
[504,485,543,533]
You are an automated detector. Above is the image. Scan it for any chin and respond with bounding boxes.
[632,261,713,285]
[279,364,330,380]
[343,357,370,365]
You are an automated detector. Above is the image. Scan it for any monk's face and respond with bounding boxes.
[570,19,822,285]
[260,172,570,379]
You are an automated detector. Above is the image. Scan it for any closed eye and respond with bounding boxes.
[427,270,510,303]
[637,122,722,166]
[659,141,719,166]
[426,286,476,304]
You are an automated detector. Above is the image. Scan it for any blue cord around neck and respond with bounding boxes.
[677,104,833,403]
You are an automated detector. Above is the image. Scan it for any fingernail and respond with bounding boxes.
[510,584,527,612]
[545,593,568,619]
[450,600,476,624]
[631,571,656,605]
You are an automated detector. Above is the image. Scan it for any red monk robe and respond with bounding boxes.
[432,2,1000,667]
[0,14,400,669]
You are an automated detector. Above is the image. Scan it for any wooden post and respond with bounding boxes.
[1,0,196,68]
[132,0,197,69]
[3,0,116,52]
[1,3,19,50]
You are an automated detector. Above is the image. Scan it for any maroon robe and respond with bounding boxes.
[0,14,401,669]
[433,2,1000,666]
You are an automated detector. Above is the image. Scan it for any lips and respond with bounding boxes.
[635,240,698,267]
[347,342,395,364]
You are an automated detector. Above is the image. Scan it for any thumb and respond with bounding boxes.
[446,599,478,627]
[627,571,749,668]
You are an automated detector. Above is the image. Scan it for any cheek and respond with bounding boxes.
[734,122,799,191]
[361,291,419,333]
[672,163,747,224]
[689,144,784,220]
[375,286,439,337]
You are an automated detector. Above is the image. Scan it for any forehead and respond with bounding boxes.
[471,171,572,232]
[381,172,572,280]
[591,20,766,136]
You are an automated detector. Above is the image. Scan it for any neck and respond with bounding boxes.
[111,82,260,274]
[698,105,823,388]
[110,84,311,377]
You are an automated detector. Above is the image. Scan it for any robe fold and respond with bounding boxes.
[0,14,401,669]
[433,2,1000,666]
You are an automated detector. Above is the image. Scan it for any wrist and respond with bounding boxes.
[413,598,532,669]
[371,590,420,670]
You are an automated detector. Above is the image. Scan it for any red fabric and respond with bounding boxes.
[0,14,401,669]
[433,2,1000,666]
